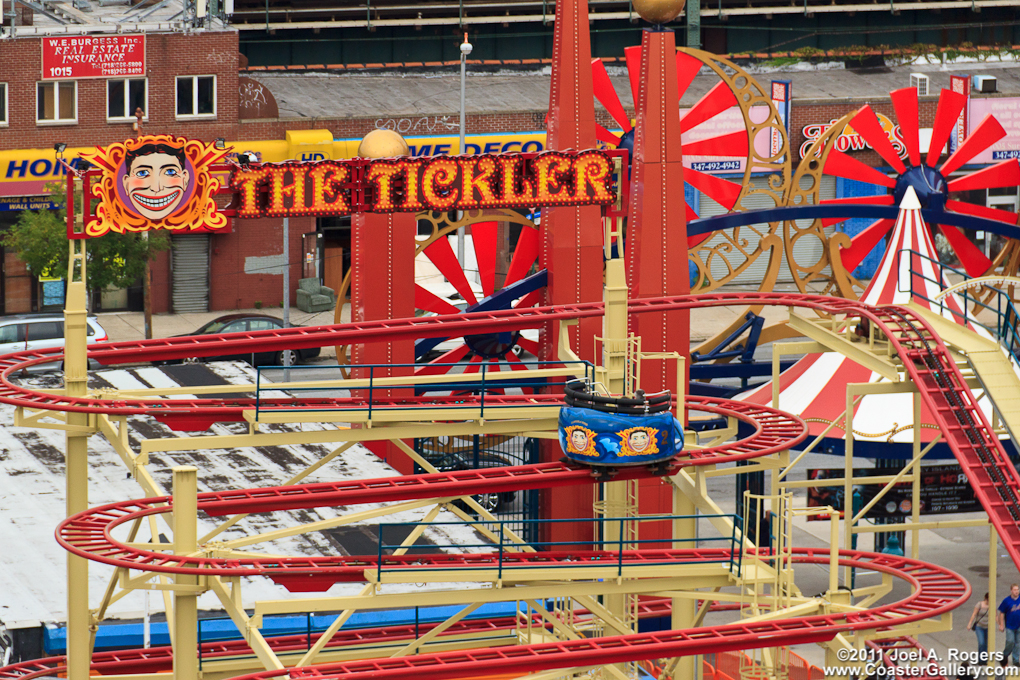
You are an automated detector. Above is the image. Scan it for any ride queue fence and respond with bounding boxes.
[252,360,596,421]
[375,514,746,583]
[898,248,1020,363]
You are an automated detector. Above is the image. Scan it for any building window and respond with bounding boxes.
[176,75,216,118]
[107,78,147,121]
[0,83,7,126]
[37,81,77,124]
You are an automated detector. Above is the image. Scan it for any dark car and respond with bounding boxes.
[156,314,320,367]
[420,448,517,513]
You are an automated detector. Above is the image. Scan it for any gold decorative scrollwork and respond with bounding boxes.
[786,111,867,300]
[680,48,791,295]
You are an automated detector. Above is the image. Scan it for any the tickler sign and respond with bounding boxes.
[75,139,616,237]
[230,150,616,219]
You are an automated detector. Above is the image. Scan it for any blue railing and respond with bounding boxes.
[253,360,595,421]
[898,248,1020,364]
[375,514,744,583]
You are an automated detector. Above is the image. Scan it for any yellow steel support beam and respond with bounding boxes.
[389,438,533,551]
[172,467,201,680]
[788,312,902,382]
[217,496,448,550]
[253,573,731,623]
[569,595,633,637]
[141,418,558,454]
[387,602,482,658]
[369,562,722,584]
[244,405,558,425]
[65,230,91,680]
[208,577,285,672]
[669,469,756,551]
[672,467,697,680]
[200,441,357,544]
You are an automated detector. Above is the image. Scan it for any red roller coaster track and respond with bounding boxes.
[55,394,805,589]
[0,550,969,680]
[4,292,1019,572]
[0,292,1004,679]
[0,600,684,680]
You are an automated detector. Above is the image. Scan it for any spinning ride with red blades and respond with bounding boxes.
[817,86,1020,278]
[412,216,545,378]
[593,49,745,243]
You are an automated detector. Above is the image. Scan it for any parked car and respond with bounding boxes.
[420,448,518,513]
[155,314,320,367]
[0,313,108,372]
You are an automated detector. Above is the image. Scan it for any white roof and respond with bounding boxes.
[0,361,480,628]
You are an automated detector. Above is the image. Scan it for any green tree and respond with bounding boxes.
[2,182,169,302]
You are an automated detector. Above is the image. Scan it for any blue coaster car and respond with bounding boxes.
[559,380,683,468]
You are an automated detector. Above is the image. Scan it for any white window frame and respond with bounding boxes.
[175,75,217,120]
[36,80,77,125]
[0,83,7,127]
[106,78,149,122]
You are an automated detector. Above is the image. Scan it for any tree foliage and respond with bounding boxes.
[2,182,170,294]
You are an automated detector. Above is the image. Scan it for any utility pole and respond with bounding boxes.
[282,217,291,381]
[458,32,472,267]
[136,109,153,339]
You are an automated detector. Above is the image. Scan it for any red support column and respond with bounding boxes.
[350,211,416,474]
[626,28,690,394]
[625,28,691,528]
[539,0,602,547]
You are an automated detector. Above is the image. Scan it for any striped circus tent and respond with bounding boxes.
[737,186,1003,459]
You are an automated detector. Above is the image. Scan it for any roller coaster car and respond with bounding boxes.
[558,380,683,477]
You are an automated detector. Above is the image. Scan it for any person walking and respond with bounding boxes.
[998,584,1020,666]
[969,592,990,658]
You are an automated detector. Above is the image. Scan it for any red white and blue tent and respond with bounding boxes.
[737,187,1005,458]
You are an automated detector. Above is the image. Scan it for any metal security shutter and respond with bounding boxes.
[171,234,210,313]
[696,175,836,286]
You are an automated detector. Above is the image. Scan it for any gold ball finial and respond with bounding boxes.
[632,0,686,24]
[358,129,410,159]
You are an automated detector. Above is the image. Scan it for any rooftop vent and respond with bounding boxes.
[973,75,997,93]
[910,73,930,97]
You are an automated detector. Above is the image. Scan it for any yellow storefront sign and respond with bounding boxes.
[0,130,549,199]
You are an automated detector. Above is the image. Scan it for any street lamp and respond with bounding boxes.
[458,33,472,266]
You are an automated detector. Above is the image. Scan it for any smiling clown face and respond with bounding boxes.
[122,151,190,220]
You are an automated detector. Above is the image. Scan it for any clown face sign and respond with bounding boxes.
[81,135,228,237]
[121,142,191,219]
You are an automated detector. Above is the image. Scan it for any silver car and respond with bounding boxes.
[0,313,108,372]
